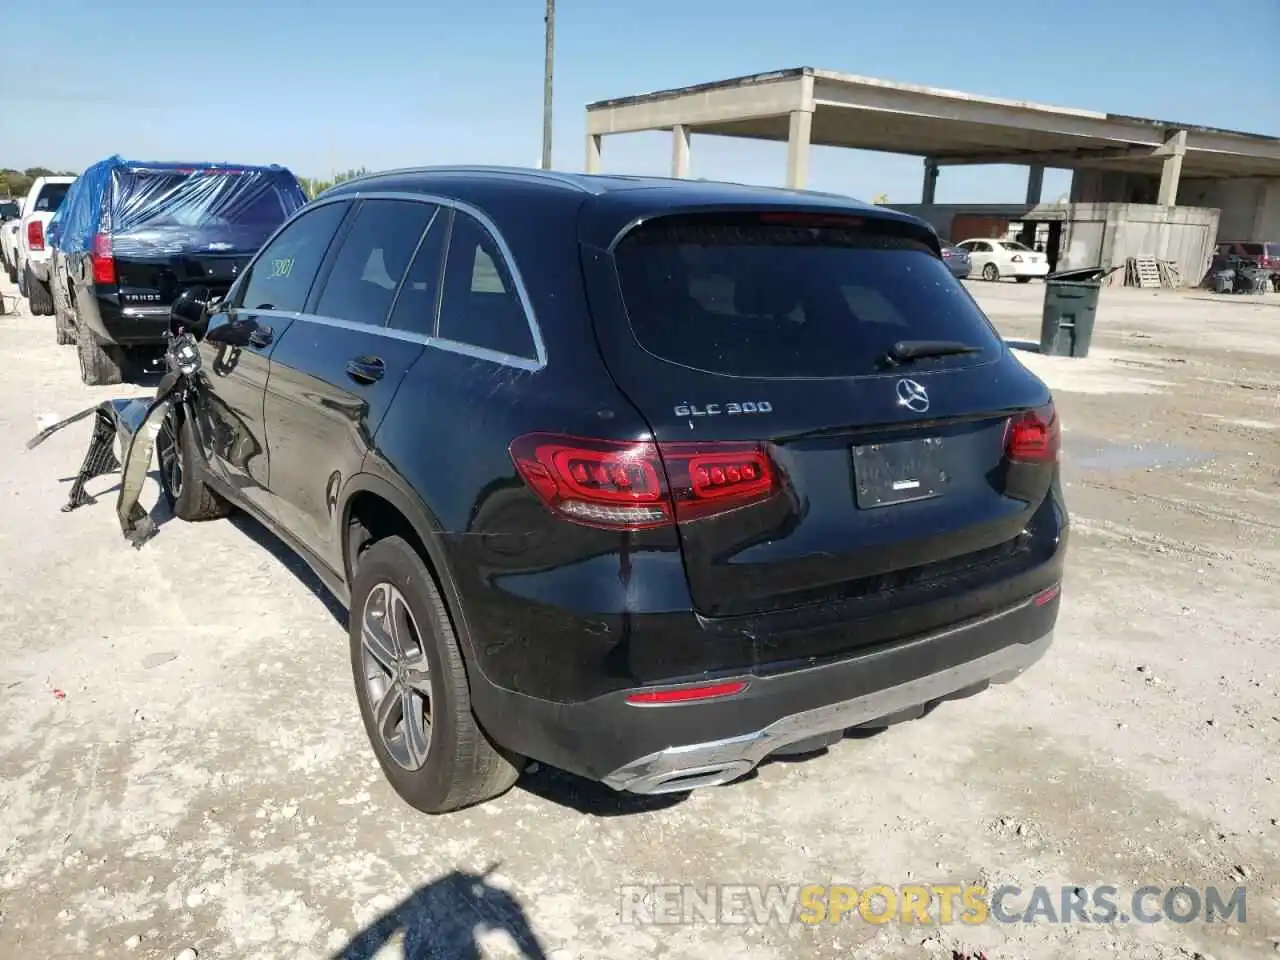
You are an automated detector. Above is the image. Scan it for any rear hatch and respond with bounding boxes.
[585,208,1062,665]
[105,166,306,305]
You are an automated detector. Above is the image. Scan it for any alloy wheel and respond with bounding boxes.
[360,582,433,771]
[156,416,183,502]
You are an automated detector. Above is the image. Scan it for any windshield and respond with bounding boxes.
[614,214,1002,379]
[112,168,304,234]
[33,183,71,213]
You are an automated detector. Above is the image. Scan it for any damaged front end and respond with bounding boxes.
[27,332,203,548]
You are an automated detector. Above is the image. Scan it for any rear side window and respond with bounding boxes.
[238,201,349,312]
[33,182,70,213]
[1240,243,1264,255]
[387,211,449,336]
[614,214,1002,379]
[437,212,537,360]
[1266,243,1280,258]
[314,199,437,327]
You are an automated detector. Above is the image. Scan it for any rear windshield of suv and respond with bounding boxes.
[111,168,303,235]
[33,182,70,213]
[614,213,1003,379]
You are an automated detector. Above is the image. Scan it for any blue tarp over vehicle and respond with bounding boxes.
[58,156,307,259]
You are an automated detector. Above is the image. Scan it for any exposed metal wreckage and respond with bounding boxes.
[26,332,202,548]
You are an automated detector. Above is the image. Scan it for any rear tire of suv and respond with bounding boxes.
[157,411,231,522]
[74,314,125,386]
[348,536,523,813]
[53,289,75,345]
[25,268,53,316]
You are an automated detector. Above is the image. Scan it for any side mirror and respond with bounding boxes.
[170,285,212,339]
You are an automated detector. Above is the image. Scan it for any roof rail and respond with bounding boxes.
[323,165,594,194]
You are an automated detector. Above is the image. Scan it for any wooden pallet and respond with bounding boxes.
[1133,256,1162,288]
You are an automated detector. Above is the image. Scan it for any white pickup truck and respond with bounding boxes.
[10,176,75,315]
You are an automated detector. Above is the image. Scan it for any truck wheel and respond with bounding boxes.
[156,411,230,522]
[75,316,124,386]
[349,536,523,814]
[53,288,75,345]
[25,267,53,316]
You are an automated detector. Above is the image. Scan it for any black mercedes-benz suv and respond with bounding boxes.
[162,166,1068,813]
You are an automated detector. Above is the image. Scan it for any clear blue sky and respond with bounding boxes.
[7,0,1278,204]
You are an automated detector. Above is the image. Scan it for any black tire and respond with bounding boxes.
[349,536,522,813]
[26,268,54,316]
[53,282,75,345]
[1015,276,1032,284]
[982,263,1001,282]
[74,314,124,386]
[157,411,230,522]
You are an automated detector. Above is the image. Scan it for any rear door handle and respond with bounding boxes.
[248,325,274,348]
[345,356,386,384]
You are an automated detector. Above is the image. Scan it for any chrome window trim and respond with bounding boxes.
[273,190,546,372]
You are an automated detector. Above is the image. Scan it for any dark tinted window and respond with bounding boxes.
[314,199,437,327]
[238,201,348,312]
[614,214,1002,379]
[387,210,449,336]
[437,213,537,360]
[1240,243,1264,255]
[33,182,71,212]
[0,202,18,219]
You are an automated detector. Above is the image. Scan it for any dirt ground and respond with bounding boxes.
[0,276,1277,960]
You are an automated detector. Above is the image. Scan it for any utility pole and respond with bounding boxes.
[541,0,555,170]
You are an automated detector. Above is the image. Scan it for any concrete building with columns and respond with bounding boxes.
[584,67,1280,285]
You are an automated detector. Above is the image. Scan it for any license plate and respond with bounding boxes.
[852,437,950,508]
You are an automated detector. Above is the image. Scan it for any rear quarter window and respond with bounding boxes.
[613,214,1002,379]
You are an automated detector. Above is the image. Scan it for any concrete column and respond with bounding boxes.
[585,134,602,174]
[671,124,690,178]
[921,158,939,205]
[1025,164,1044,204]
[1156,129,1187,206]
[785,110,813,189]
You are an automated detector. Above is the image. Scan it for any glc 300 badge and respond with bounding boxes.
[674,401,774,417]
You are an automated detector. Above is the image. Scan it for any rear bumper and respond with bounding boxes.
[946,260,972,279]
[83,294,169,346]
[1012,262,1050,278]
[608,623,1053,794]
[473,586,1061,792]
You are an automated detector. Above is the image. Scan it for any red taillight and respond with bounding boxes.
[625,680,748,705]
[1005,402,1060,464]
[26,220,44,252]
[1034,584,1061,607]
[509,433,779,530]
[91,233,116,285]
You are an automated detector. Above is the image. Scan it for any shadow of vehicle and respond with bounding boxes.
[516,763,686,816]
[330,865,548,960]
[228,510,347,624]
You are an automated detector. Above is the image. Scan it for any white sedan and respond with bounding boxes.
[954,238,1049,282]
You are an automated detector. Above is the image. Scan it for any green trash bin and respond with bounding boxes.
[1039,266,1113,358]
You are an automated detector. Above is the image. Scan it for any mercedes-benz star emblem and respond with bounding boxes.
[895,378,930,413]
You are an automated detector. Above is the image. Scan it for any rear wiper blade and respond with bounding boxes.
[885,339,983,363]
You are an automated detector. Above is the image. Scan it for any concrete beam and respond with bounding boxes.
[586,133,602,174]
[586,75,809,136]
[921,158,939,204]
[1025,164,1044,204]
[1157,129,1187,206]
[932,145,1167,167]
[785,109,813,189]
[671,124,691,178]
